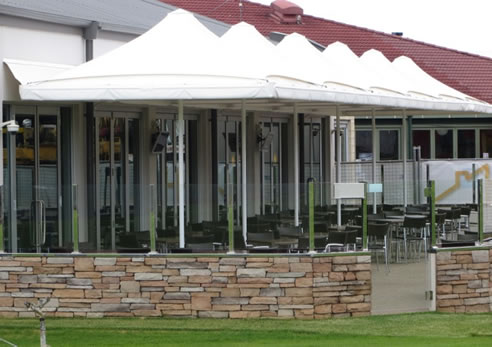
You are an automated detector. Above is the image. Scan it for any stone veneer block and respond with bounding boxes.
[91,304,130,312]
[472,251,489,263]
[47,257,74,264]
[237,269,266,278]
[180,269,211,276]
[94,258,117,266]
[120,281,140,293]
[135,273,163,281]
[74,258,94,271]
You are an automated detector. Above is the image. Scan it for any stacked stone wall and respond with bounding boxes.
[0,254,371,319]
[436,249,491,313]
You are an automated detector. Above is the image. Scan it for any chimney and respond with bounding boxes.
[270,0,303,24]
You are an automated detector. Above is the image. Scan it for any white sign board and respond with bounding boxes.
[334,183,365,199]
[368,183,383,193]
[425,160,492,204]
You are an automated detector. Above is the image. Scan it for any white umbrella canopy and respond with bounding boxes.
[269,32,328,85]
[391,56,483,103]
[321,41,373,92]
[359,49,414,96]
[17,9,492,113]
[20,9,275,101]
[217,22,275,79]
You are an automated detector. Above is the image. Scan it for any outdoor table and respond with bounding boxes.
[271,238,298,249]
[258,217,295,226]
[314,211,335,217]
[156,236,179,252]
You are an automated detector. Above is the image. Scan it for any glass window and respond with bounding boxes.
[312,123,321,163]
[458,129,475,158]
[480,129,492,158]
[413,130,430,159]
[379,130,399,160]
[303,124,310,164]
[334,127,347,162]
[355,130,372,161]
[435,129,453,159]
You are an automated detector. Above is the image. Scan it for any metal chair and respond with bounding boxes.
[401,215,428,261]
[460,206,471,231]
[435,212,447,240]
[324,231,346,252]
[368,222,390,272]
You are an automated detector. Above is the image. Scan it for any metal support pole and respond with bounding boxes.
[177,100,185,248]
[228,182,235,253]
[381,165,385,206]
[424,180,436,248]
[241,101,248,243]
[412,147,417,204]
[478,179,484,243]
[308,178,315,253]
[402,110,408,207]
[429,180,436,247]
[472,163,477,204]
[149,184,157,254]
[293,105,300,227]
[371,109,377,214]
[71,184,79,254]
[336,106,342,226]
[416,146,422,204]
[363,183,368,250]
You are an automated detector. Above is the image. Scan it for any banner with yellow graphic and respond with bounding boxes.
[425,160,491,204]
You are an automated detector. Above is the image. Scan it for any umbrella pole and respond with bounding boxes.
[178,100,185,248]
[241,101,248,244]
[293,104,300,227]
[336,105,341,226]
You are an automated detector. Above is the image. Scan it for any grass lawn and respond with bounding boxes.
[1,313,492,346]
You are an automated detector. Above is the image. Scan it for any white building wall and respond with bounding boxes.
[94,31,137,57]
[1,15,138,245]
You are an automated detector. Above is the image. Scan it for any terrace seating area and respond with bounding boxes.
[54,193,480,259]
[121,202,479,256]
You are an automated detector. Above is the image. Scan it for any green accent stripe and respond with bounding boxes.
[228,198,234,252]
[479,179,484,243]
[72,209,79,253]
[308,181,314,252]
[150,211,156,253]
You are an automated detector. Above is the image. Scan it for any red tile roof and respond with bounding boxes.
[161,0,492,104]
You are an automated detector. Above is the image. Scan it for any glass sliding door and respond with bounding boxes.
[216,117,242,223]
[155,114,198,237]
[262,120,282,215]
[38,114,60,250]
[96,112,140,251]
[14,113,35,251]
[303,119,323,206]
[1,105,9,252]
[6,106,61,252]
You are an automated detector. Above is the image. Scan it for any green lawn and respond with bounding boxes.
[1,313,492,346]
